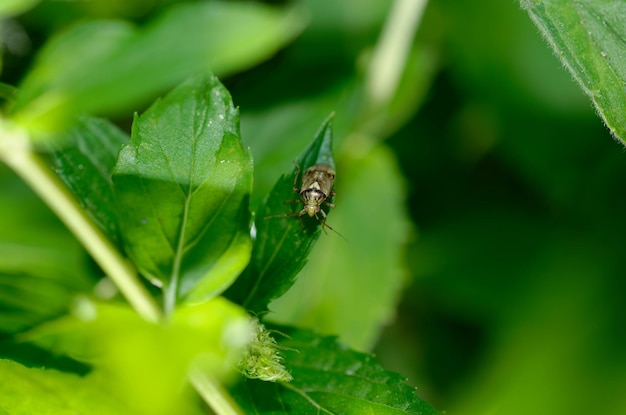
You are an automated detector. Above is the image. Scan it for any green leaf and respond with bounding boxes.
[225,114,336,314]
[231,328,440,415]
[522,0,626,141]
[21,298,250,415]
[52,115,128,246]
[0,271,78,334]
[0,359,130,415]
[112,74,253,310]
[268,145,411,350]
[11,1,307,134]
[0,168,94,334]
[0,0,39,18]
[240,99,346,211]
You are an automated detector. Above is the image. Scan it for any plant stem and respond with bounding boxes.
[366,0,429,107]
[0,129,162,323]
[189,368,244,415]
[0,123,243,415]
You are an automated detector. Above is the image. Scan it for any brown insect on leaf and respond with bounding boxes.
[266,163,342,236]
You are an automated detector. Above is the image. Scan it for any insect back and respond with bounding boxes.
[264,161,337,231]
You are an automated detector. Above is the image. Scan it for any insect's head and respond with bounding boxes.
[304,202,320,217]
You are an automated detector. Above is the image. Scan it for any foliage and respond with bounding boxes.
[2,0,626,414]
[0,1,439,413]
[522,0,626,141]
[233,327,436,414]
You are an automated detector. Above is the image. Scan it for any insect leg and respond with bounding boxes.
[314,211,328,234]
[264,212,300,220]
[292,162,302,193]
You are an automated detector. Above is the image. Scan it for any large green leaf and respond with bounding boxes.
[231,328,440,415]
[0,0,38,18]
[0,359,131,415]
[112,74,253,310]
[225,114,336,314]
[522,0,626,142]
[20,298,249,415]
[52,115,128,246]
[10,1,306,134]
[268,145,411,350]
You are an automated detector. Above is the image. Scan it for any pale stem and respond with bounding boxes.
[189,368,244,415]
[0,135,161,322]
[366,0,429,107]
[0,126,242,415]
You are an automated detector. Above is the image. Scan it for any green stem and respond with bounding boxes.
[189,368,244,415]
[0,124,243,415]
[0,130,162,323]
[366,0,429,107]
[163,279,177,318]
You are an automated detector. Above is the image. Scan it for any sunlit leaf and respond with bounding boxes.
[0,0,39,18]
[52,115,128,246]
[112,74,253,308]
[0,359,130,415]
[21,298,250,415]
[11,2,306,134]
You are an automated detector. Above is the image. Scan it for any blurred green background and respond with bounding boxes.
[2,0,626,414]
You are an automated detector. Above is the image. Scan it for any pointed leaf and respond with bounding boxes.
[225,114,336,314]
[268,146,411,350]
[52,115,128,246]
[522,0,626,142]
[112,74,253,308]
[231,328,440,415]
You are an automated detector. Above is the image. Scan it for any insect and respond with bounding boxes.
[266,162,339,234]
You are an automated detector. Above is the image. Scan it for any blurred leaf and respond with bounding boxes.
[21,298,249,415]
[232,328,439,415]
[0,0,39,18]
[0,272,79,335]
[112,74,253,307]
[52,115,128,246]
[440,0,586,114]
[523,0,626,141]
[11,1,307,133]
[304,0,390,33]
[268,145,411,350]
[0,358,130,415]
[449,257,626,415]
[0,168,94,334]
[225,114,335,314]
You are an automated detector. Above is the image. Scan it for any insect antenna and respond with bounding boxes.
[316,214,347,240]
